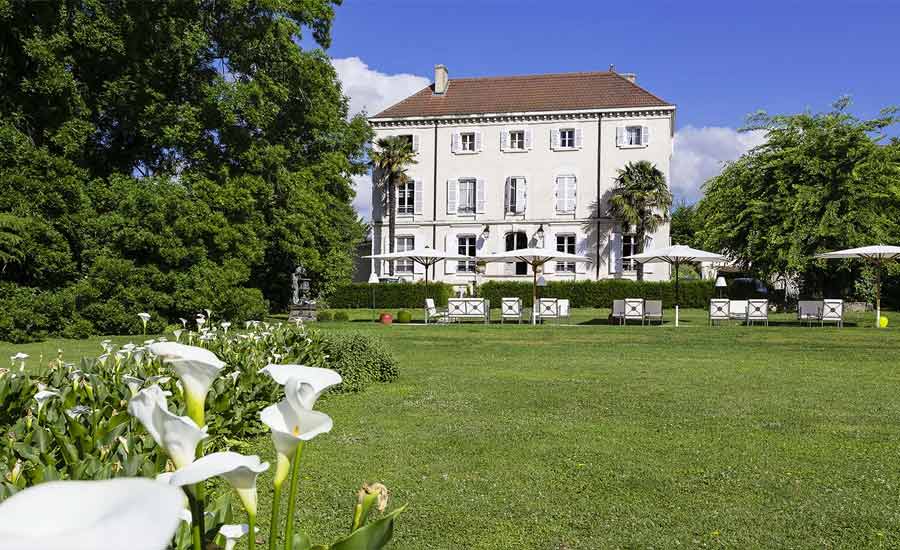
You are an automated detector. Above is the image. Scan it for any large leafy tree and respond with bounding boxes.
[695,99,900,296]
[369,136,416,275]
[609,160,672,281]
[0,0,371,334]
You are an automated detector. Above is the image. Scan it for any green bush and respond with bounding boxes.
[317,310,333,321]
[327,282,451,309]
[395,310,412,323]
[321,332,399,392]
[478,279,714,308]
[333,311,350,321]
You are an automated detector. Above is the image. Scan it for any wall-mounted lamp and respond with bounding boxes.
[536,224,545,239]
[481,225,490,239]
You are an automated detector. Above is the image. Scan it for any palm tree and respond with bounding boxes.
[609,160,673,281]
[369,136,416,275]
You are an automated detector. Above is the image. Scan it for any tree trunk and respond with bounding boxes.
[387,175,396,275]
[635,225,646,282]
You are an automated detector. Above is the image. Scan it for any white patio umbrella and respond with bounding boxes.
[815,245,900,328]
[364,247,471,301]
[478,248,591,323]
[623,244,728,327]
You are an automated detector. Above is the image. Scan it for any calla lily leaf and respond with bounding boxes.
[328,505,406,550]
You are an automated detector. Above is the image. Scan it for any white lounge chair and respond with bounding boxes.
[611,300,625,325]
[797,300,822,326]
[709,299,729,326]
[447,298,490,323]
[624,298,645,326]
[537,298,560,323]
[821,299,844,327]
[747,299,769,326]
[558,299,570,321]
[500,298,522,324]
[425,298,448,324]
[644,300,663,325]
[728,300,748,322]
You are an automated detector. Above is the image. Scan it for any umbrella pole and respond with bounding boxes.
[424,261,429,324]
[876,259,882,328]
[532,264,538,325]
[675,261,680,327]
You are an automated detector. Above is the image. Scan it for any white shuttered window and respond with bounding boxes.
[554,175,577,214]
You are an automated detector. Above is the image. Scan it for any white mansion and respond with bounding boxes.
[369,65,674,287]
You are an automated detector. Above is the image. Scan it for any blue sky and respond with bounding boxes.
[325,0,899,214]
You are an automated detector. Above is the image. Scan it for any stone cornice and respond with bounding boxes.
[370,107,675,128]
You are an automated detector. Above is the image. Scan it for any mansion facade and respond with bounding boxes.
[369,65,675,287]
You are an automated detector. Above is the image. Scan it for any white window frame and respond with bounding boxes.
[555,174,577,214]
[505,176,526,215]
[396,180,414,216]
[559,128,576,149]
[508,130,525,151]
[555,234,576,272]
[622,233,638,272]
[460,132,476,152]
[457,234,477,273]
[394,236,414,274]
[617,125,649,148]
[626,126,642,146]
[457,178,477,214]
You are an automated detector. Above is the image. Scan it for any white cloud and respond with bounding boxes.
[333,58,429,221]
[671,126,767,204]
[332,57,429,118]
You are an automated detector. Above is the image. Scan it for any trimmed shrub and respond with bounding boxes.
[478,279,714,308]
[395,310,412,323]
[333,311,349,322]
[316,310,333,321]
[327,282,451,309]
[321,332,399,392]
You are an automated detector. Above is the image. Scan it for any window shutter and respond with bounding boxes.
[500,128,509,151]
[553,177,561,212]
[525,128,533,150]
[543,231,555,274]
[451,132,460,153]
[551,128,560,150]
[475,178,486,213]
[504,177,511,213]
[575,128,584,149]
[615,127,624,147]
[566,177,577,213]
[414,179,424,216]
[576,237,588,273]
[446,179,458,214]
[515,178,527,214]
[444,233,457,274]
[642,126,650,146]
[609,232,623,274]
[412,134,420,153]
[474,130,482,152]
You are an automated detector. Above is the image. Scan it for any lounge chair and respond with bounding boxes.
[821,299,843,328]
[624,298,645,326]
[728,300,748,322]
[500,298,522,324]
[447,298,490,323]
[797,300,822,326]
[537,298,560,323]
[709,299,729,326]
[558,299,571,321]
[425,298,449,324]
[611,300,625,325]
[747,299,769,326]
[644,300,663,325]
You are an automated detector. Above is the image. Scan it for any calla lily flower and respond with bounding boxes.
[149,342,225,425]
[173,329,183,342]
[166,452,269,517]
[219,524,254,550]
[138,312,151,322]
[34,390,59,414]
[10,352,28,371]
[260,377,333,486]
[179,317,187,328]
[0,478,183,550]
[220,321,231,333]
[128,386,208,469]
[122,375,144,396]
[259,364,342,410]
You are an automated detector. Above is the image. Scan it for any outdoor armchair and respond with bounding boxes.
[611,300,625,325]
[747,299,769,326]
[425,298,449,324]
[821,299,844,328]
[624,298,645,326]
[537,298,560,323]
[728,300,748,321]
[797,300,822,326]
[500,298,523,324]
[644,300,663,325]
[558,299,571,321]
[709,299,729,326]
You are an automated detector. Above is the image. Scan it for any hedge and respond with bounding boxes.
[477,279,715,308]
[327,282,452,309]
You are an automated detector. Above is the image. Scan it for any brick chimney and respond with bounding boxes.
[434,64,449,95]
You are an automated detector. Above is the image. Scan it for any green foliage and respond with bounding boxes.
[333,311,350,322]
[478,279,714,308]
[321,332,399,392]
[370,136,416,273]
[395,310,412,323]
[696,99,900,297]
[0,1,371,341]
[670,203,699,248]
[328,282,452,309]
[317,310,334,322]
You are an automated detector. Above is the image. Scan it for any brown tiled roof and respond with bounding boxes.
[372,71,672,119]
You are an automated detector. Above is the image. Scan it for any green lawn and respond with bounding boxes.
[4,310,900,548]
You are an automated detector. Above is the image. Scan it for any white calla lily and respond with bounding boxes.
[10,352,28,371]
[0,478,183,550]
[166,451,269,516]
[138,312,151,322]
[259,364,342,410]
[260,377,333,487]
[149,342,225,424]
[219,524,255,550]
[34,390,59,414]
[127,386,208,469]
[122,375,144,396]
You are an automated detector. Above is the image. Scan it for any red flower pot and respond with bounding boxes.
[379,313,393,325]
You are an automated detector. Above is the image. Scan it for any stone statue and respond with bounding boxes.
[291,267,301,305]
